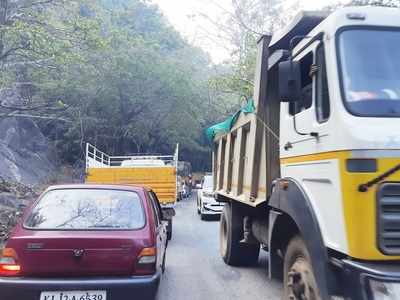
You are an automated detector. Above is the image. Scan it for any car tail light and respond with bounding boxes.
[0,248,21,276]
[135,247,156,275]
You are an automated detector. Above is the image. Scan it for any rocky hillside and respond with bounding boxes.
[0,87,58,186]
[0,117,57,185]
[0,177,39,209]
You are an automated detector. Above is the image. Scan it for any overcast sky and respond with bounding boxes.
[151,0,348,63]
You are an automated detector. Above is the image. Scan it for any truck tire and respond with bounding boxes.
[219,202,260,266]
[167,219,172,240]
[283,235,321,300]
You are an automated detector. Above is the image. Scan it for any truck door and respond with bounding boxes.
[280,42,348,254]
[282,42,331,154]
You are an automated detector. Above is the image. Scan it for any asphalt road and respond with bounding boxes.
[157,193,282,300]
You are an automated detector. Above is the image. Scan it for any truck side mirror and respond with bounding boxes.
[279,60,301,103]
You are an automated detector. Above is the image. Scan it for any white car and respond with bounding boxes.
[196,175,223,220]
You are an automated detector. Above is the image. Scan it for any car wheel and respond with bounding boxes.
[161,249,166,273]
[283,235,321,300]
[219,202,260,266]
[197,198,201,215]
[200,202,207,220]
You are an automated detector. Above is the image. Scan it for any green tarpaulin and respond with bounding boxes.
[206,98,255,142]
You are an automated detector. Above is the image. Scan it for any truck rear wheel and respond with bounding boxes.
[167,219,172,240]
[219,202,260,266]
[283,235,321,300]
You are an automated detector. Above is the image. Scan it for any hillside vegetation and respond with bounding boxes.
[0,0,237,173]
[0,0,398,179]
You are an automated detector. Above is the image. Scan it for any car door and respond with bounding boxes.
[148,191,167,270]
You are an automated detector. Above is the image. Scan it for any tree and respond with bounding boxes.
[204,0,298,106]
[27,0,218,171]
[0,0,103,118]
[348,0,400,6]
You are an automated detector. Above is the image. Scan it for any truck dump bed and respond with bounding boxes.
[85,143,178,206]
[212,12,328,207]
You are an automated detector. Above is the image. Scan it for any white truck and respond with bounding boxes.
[212,7,400,300]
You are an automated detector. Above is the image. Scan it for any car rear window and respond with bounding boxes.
[25,189,145,230]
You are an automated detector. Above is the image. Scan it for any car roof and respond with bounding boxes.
[45,184,152,193]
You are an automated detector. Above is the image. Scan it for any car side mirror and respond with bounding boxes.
[279,60,301,103]
[161,207,176,221]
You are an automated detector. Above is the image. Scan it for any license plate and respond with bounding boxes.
[40,291,106,300]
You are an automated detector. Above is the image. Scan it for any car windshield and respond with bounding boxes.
[203,176,213,189]
[25,189,145,230]
[338,29,400,117]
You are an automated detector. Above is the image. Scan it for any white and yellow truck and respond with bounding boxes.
[212,7,400,300]
[85,143,178,239]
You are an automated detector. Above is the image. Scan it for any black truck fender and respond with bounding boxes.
[268,177,339,299]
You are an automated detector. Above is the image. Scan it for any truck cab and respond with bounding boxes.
[212,6,400,300]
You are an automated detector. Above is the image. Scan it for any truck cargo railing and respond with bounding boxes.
[86,143,179,170]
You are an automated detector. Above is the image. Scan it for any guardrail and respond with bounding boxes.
[86,143,179,169]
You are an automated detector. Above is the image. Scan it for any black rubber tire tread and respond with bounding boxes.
[161,248,166,273]
[167,219,172,241]
[220,202,260,266]
[283,235,322,300]
[197,198,201,214]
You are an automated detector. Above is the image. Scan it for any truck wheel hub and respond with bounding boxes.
[287,257,318,300]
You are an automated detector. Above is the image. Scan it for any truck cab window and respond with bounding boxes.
[290,52,314,115]
[316,45,330,122]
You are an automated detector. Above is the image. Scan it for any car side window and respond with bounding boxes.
[148,192,161,226]
[316,44,330,122]
[290,52,314,115]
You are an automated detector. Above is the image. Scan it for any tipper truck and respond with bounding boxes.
[211,7,400,300]
[85,143,178,240]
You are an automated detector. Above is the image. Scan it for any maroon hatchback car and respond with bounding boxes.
[0,184,174,300]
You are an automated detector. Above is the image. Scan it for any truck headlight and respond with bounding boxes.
[370,279,400,300]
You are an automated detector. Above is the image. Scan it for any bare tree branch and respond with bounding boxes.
[0,113,72,122]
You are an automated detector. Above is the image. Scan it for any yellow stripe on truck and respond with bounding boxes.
[86,167,177,205]
[282,151,400,261]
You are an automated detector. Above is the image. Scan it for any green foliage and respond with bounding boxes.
[0,0,222,171]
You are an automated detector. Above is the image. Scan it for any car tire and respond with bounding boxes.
[167,219,172,241]
[219,202,260,266]
[161,249,166,273]
[197,198,201,215]
[200,202,207,220]
[283,235,321,300]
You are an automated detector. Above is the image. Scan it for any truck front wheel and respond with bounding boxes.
[219,202,259,266]
[283,235,321,300]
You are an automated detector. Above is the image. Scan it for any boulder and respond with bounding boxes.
[0,117,57,185]
[0,82,58,185]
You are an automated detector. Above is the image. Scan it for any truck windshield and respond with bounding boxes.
[338,29,400,117]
